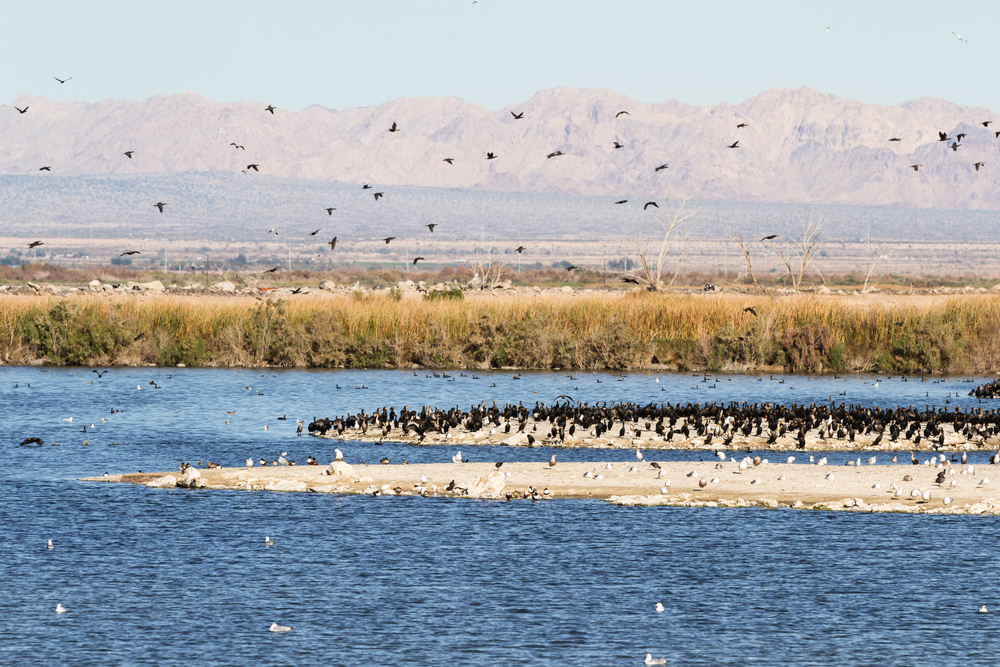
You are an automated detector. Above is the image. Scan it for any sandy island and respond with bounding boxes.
[84,458,1000,515]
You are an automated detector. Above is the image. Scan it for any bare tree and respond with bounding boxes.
[628,195,699,290]
[726,227,759,289]
[472,241,510,290]
[762,211,826,290]
[862,241,893,292]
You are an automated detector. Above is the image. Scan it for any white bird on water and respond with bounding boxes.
[655,602,664,613]
[979,605,988,613]
[55,604,67,614]
[645,654,667,665]
[270,622,292,632]
[265,536,274,547]
[47,539,53,549]
[62,417,72,422]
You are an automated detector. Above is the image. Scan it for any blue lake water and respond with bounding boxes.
[2,367,999,666]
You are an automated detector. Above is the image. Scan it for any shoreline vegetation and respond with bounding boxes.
[3,287,1000,374]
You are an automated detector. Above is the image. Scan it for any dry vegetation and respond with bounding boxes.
[3,291,1000,374]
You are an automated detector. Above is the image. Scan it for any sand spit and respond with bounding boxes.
[83,459,1000,514]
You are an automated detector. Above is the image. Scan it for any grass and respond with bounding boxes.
[3,292,1000,373]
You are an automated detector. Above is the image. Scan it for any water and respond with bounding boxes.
[2,367,999,666]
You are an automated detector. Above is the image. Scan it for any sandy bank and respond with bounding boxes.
[83,458,1000,515]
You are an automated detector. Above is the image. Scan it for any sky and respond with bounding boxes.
[2,1,998,112]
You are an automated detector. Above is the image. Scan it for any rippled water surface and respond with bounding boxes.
[2,367,999,666]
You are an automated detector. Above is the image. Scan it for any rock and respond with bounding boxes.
[466,471,506,498]
[213,281,236,292]
[318,280,335,291]
[101,284,115,292]
[816,284,831,294]
[145,475,178,488]
[502,433,527,446]
[560,285,573,293]
[328,461,355,477]
[88,279,101,288]
[309,485,334,493]
[178,467,201,488]
[139,280,164,292]
[264,479,307,491]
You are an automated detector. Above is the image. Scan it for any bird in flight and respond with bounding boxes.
[247,164,259,172]
[119,251,140,257]
[737,123,748,129]
[938,132,951,142]
[950,142,962,152]
[654,164,669,172]
[154,202,166,212]
[328,237,339,250]
[975,162,986,171]
[995,131,1000,138]
[54,76,72,83]
[20,437,44,446]
[511,111,524,119]
[565,265,578,271]
[728,140,740,149]
[486,152,498,160]
[615,110,629,118]
[388,122,400,132]
[744,306,758,316]
[362,184,372,189]
[613,141,624,149]
[373,192,384,200]
[888,138,901,142]
[92,369,108,378]
[123,151,134,159]
[983,121,994,127]
[325,208,336,215]
[383,237,395,244]
[515,246,526,254]
[309,229,321,236]
[643,202,659,210]
[268,228,278,235]
[265,105,276,114]
[956,133,967,142]
[615,200,628,204]
[38,166,51,171]
[15,106,28,114]
[952,31,969,44]
[910,164,923,171]
[426,224,437,232]
[759,234,779,241]
[28,241,44,248]
[442,158,454,164]
[413,257,425,265]
[230,143,245,150]
[263,266,279,273]
[546,151,565,159]
[622,276,639,285]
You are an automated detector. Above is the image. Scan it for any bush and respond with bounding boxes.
[110,257,132,266]
[424,288,464,301]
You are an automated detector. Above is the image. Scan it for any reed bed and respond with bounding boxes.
[2,292,1000,373]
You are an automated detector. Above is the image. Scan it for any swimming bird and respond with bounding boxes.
[123,150,134,159]
[387,122,400,132]
[56,604,67,614]
[636,449,643,461]
[645,654,667,666]
[47,539,54,549]
[979,605,988,613]
[654,164,669,172]
[269,622,292,632]
[655,602,664,612]
[265,105,276,114]
[644,202,659,210]
[511,111,523,119]
[154,202,166,213]
[265,536,274,547]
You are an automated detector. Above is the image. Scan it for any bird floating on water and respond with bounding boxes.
[270,622,292,632]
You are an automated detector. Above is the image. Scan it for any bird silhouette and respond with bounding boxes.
[442,158,454,164]
[247,164,259,172]
[310,229,321,235]
[328,237,339,250]
[54,76,72,83]
[38,166,51,171]
[19,437,43,446]
[263,266,279,273]
[373,192,384,200]
[983,121,994,127]
[950,142,962,152]
[546,150,565,158]
[615,110,629,118]
[362,184,372,189]
[737,122,748,128]
[119,251,140,257]
[622,276,639,284]
[654,164,669,172]
[975,162,986,171]
[426,224,437,232]
[123,151,134,159]
[910,164,923,171]
[888,137,901,142]
[744,306,757,316]
[230,143,245,150]
[511,111,524,119]
[938,132,950,142]
[153,202,166,213]
[760,234,778,241]
[265,105,276,114]
[565,265,578,271]
[28,241,44,248]
[615,200,628,204]
[325,208,336,215]
[612,141,624,149]
[388,122,400,132]
[15,106,28,114]
[268,228,278,234]
[643,201,659,210]
[728,140,740,148]
[486,152,498,160]
[383,237,396,244]
[515,246,526,253]
[956,133,967,142]
[92,369,108,378]
[413,257,425,265]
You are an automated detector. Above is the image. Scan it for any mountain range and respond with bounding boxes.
[4,86,1000,210]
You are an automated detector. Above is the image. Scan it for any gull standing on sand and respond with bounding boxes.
[636,449,643,461]
[452,451,463,464]
[246,458,253,467]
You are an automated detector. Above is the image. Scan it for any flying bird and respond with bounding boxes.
[728,140,740,148]
[28,241,44,248]
[910,164,923,171]
[737,122,748,128]
[983,121,993,127]
[123,151,134,159]
[38,166,51,171]
[938,132,950,142]
[565,265,578,271]
[426,224,437,232]
[383,237,395,244]
[486,152,498,160]
[362,184,372,189]
[613,141,624,149]
[615,200,628,204]
[133,333,144,342]
[975,162,986,171]
[268,228,279,235]
[15,106,28,114]
[957,133,967,142]
[309,229,321,235]
[950,142,962,152]
[888,138,901,142]
[760,235,779,241]
[511,111,523,119]
[442,158,454,164]
[92,370,108,377]
[615,110,629,118]
[546,151,565,158]
[247,164,259,172]
[744,306,757,316]
[20,437,44,446]
[265,105,276,114]
[119,251,140,257]
[654,164,669,172]
[952,31,969,44]
[643,201,659,210]
[324,208,336,215]
[622,276,639,285]
[413,257,425,265]
[54,76,72,83]
[515,246,526,253]
[230,143,245,150]
[373,192,384,200]
[388,122,400,132]
[328,237,339,250]
[263,266,279,273]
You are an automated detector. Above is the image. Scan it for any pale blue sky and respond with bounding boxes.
[2,1,996,111]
